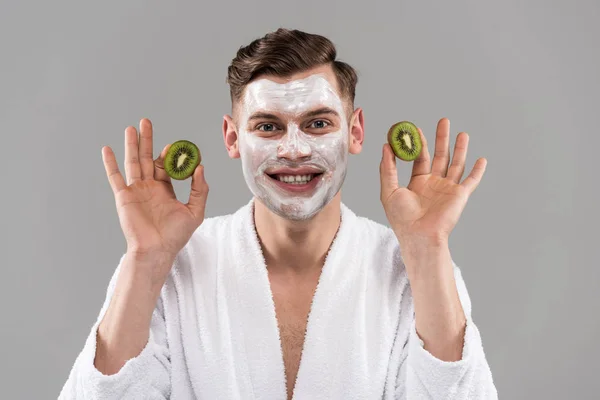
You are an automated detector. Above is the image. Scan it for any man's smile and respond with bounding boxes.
[265,169,324,192]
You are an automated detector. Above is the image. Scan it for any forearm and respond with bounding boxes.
[94,251,174,375]
[400,238,466,362]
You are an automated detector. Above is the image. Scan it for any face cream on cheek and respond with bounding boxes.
[312,128,349,198]
[237,74,351,220]
[238,128,277,195]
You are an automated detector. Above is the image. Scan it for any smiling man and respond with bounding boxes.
[232,72,350,221]
[60,28,498,399]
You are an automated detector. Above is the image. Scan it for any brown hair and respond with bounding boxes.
[226,28,358,116]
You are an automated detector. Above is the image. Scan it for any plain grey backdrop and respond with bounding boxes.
[1,0,598,398]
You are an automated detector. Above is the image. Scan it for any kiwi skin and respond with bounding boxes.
[387,121,422,162]
[164,140,201,180]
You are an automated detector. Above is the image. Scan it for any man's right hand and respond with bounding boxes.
[101,118,209,283]
[94,118,208,375]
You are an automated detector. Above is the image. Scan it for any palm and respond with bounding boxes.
[102,118,209,257]
[116,180,198,256]
[385,175,468,239]
[380,118,487,241]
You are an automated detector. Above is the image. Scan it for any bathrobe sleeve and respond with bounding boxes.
[59,255,171,399]
[394,263,498,399]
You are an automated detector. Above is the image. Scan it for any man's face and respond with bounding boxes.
[236,72,350,221]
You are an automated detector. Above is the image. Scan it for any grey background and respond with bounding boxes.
[1,0,598,398]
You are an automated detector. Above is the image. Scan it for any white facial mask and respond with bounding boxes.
[237,74,350,221]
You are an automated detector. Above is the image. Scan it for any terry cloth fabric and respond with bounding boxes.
[59,197,498,399]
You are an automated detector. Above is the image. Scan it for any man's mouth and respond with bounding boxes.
[267,173,322,185]
[264,168,325,192]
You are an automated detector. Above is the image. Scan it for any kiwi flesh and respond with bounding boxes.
[387,121,422,161]
[164,140,201,180]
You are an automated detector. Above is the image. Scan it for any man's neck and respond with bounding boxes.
[253,193,342,276]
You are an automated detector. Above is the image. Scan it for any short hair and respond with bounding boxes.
[226,28,358,116]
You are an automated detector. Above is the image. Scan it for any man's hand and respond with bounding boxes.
[102,118,209,284]
[379,117,487,256]
[379,117,487,361]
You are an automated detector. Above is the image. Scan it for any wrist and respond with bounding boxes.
[117,251,175,302]
[396,237,455,291]
[397,234,448,265]
[126,246,176,264]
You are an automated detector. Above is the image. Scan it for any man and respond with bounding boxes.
[60,28,498,399]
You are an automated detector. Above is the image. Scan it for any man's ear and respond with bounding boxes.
[223,114,240,159]
[348,107,365,155]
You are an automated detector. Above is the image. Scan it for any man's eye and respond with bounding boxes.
[310,120,329,129]
[257,123,277,132]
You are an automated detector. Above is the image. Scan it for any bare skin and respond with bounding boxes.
[269,267,320,400]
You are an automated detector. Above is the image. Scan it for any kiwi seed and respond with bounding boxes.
[164,140,201,180]
[387,121,422,161]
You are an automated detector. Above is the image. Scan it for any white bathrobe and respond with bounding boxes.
[60,198,498,399]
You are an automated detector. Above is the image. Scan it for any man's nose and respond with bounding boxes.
[277,124,311,160]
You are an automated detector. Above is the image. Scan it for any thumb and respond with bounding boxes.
[380,143,400,202]
[186,164,209,224]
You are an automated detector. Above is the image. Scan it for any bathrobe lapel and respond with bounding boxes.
[226,198,287,400]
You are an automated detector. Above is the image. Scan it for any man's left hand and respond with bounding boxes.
[379,117,487,261]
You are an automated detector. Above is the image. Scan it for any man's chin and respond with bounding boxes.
[250,176,340,221]
[258,194,327,221]
[278,203,321,221]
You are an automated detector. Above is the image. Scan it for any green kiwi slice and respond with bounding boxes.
[387,121,422,161]
[164,140,201,180]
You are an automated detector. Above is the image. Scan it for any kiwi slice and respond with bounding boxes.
[164,140,201,180]
[387,121,422,161]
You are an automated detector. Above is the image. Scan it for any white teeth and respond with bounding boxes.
[277,174,314,184]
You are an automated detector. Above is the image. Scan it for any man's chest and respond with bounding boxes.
[268,272,320,399]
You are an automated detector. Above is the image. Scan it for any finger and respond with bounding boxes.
[446,132,469,183]
[431,118,451,177]
[186,164,209,224]
[461,158,487,195]
[380,143,401,203]
[139,118,155,180]
[101,146,127,194]
[124,126,142,185]
[154,144,172,184]
[410,127,431,178]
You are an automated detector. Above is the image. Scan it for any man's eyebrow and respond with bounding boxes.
[247,112,281,122]
[247,107,340,123]
[300,107,340,119]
